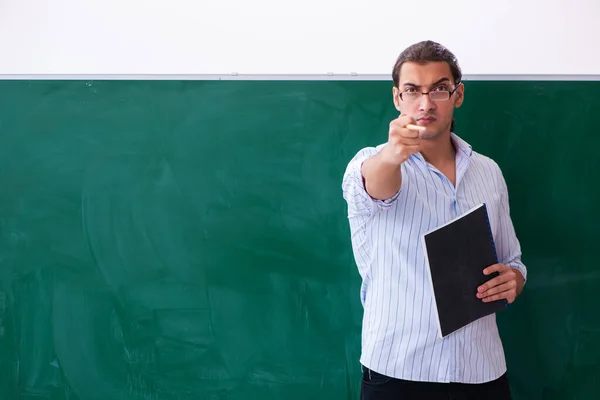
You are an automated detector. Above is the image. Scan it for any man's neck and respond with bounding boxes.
[419,131,456,167]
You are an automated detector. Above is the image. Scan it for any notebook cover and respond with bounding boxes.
[422,203,507,338]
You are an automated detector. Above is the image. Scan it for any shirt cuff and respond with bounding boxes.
[507,261,527,283]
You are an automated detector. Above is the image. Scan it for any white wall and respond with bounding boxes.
[0,0,598,77]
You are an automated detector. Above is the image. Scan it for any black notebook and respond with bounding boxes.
[422,203,507,338]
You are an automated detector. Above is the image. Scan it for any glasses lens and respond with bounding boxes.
[430,91,450,101]
[402,92,419,101]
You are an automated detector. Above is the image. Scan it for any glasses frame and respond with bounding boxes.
[398,82,462,102]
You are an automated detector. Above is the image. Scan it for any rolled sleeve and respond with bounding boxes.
[507,259,527,283]
[341,147,401,218]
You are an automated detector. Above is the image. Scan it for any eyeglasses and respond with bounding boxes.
[398,83,461,102]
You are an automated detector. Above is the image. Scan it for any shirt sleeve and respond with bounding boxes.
[495,165,528,283]
[341,146,401,218]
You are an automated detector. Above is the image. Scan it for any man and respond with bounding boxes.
[341,40,527,400]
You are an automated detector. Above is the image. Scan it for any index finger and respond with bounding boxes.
[390,119,419,139]
[396,114,417,127]
[406,124,427,133]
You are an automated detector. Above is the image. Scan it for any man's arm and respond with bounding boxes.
[361,149,403,201]
[361,115,421,200]
[477,164,527,304]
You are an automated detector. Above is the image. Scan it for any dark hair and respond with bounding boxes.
[392,41,462,132]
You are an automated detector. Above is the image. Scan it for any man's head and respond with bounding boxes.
[392,40,464,140]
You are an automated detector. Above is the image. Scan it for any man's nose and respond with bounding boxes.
[419,93,436,111]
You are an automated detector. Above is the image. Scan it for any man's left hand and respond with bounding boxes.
[477,264,524,304]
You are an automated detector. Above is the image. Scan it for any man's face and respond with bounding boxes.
[393,61,464,140]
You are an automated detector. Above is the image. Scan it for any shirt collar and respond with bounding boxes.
[451,132,473,158]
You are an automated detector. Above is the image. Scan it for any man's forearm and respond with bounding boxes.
[361,150,403,201]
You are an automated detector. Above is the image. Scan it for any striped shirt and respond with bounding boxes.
[341,133,527,384]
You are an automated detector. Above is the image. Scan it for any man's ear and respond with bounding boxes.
[454,83,465,108]
[392,86,401,112]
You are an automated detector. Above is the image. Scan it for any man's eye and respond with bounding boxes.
[433,86,447,91]
[404,88,416,92]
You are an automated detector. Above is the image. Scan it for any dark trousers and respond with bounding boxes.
[361,366,512,400]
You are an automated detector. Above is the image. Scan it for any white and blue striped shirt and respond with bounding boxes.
[342,133,527,384]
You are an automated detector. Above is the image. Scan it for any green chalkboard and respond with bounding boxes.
[0,79,598,400]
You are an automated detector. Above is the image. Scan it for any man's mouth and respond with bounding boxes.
[417,117,436,125]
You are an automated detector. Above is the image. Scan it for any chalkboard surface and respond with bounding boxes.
[0,79,598,399]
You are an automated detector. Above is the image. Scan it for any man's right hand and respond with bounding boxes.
[381,115,422,165]
[361,115,422,201]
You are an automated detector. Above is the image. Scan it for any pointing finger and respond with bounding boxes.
[406,124,426,133]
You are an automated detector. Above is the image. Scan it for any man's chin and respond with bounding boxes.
[419,129,441,140]
[419,122,451,140]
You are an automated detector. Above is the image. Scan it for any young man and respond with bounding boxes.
[341,40,527,400]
